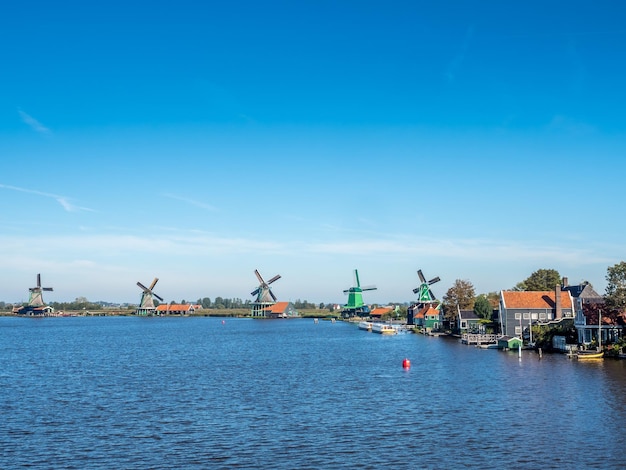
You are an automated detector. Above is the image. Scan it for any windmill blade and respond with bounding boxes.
[428,289,436,301]
[153,292,164,302]
[251,288,260,297]
[362,285,377,291]
[137,281,149,291]
[343,288,351,294]
[428,276,441,285]
[354,269,360,287]
[43,288,53,292]
[254,269,265,285]
[417,270,426,283]
[270,290,277,301]
[412,287,420,294]
[149,278,159,290]
[267,274,281,285]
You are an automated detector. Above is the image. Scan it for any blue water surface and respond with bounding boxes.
[1,316,624,469]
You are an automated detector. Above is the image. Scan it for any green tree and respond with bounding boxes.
[485,291,500,309]
[605,261,626,312]
[201,297,211,308]
[474,295,492,319]
[442,279,475,323]
[514,268,561,291]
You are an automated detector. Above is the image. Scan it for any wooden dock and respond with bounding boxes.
[461,333,498,345]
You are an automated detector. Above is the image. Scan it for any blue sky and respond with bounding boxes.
[2,1,626,305]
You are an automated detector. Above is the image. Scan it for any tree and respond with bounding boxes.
[442,279,475,322]
[605,261,626,312]
[201,297,211,309]
[485,291,500,309]
[514,268,561,291]
[474,295,492,319]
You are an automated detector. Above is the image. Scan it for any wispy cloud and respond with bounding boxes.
[0,183,94,212]
[163,193,217,211]
[445,25,475,84]
[18,109,51,134]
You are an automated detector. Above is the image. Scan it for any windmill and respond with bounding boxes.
[407,269,441,326]
[28,273,53,308]
[342,269,377,318]
[250,269,281,317]
[136,277,163,316]
[413,269,440,304]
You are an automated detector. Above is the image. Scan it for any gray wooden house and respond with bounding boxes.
[499,285,574,338]
[458,309,482,333]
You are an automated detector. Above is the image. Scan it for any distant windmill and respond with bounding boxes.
[250,269,281,317]
[28,273,53,308]
[342,269,377,318]
[413,269,440,304]
[407,269,441,326]
[251,269,281,303]
[136,277,163,315]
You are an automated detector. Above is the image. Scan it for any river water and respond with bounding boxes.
[0,316,624,469]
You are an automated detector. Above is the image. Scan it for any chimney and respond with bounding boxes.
[562,277,568,287]
[555,284,562,320]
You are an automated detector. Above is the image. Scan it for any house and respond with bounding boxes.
[261,301,299,319]
[499,285,574,338]
[458,309,482,333]
[563,278,613,345]
[155,304,200,315]
[370,306,393,320]
[14,305,54,316]
[409,304,442,332]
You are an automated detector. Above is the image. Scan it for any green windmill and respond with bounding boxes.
[342,269,377,318]
[413,269,440,305]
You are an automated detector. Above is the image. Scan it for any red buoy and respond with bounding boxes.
[402,358,411,369]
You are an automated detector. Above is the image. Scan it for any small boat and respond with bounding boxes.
[575,351,604,360]
[371,323,397,335]
[358,321,373,331]
[575,311,605,360]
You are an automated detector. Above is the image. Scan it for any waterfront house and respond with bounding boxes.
[425,306,442,332]
[458,309,482,333]
[411,304,443,332]
[155,304,200,315]
[563,278,614,345]
[261,301,299,319]
[370,306,394,320]
[498,285,574,338]
[14,305,54,316]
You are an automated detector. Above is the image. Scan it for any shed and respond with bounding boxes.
[498,336,523,350]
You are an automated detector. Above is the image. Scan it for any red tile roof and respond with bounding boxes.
[501,291,573,309]
[263,301,290,314]
[370,307,393,317]
[155,304,195,312]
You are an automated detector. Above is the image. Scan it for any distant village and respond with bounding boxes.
[5,265,626,357]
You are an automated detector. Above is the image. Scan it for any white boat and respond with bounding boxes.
[358,321,373,331]
[371,323,398,335]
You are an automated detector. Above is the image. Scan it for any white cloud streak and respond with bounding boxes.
[0,183,94,212]
[162,193,217,211]
[18,109,51,134]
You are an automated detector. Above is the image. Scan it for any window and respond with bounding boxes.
[539,313,546,320]
[515,326,522,335]
[515,313,521,320]
[523,312,530,320]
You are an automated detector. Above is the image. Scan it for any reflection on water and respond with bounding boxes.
[1,317,624,469]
